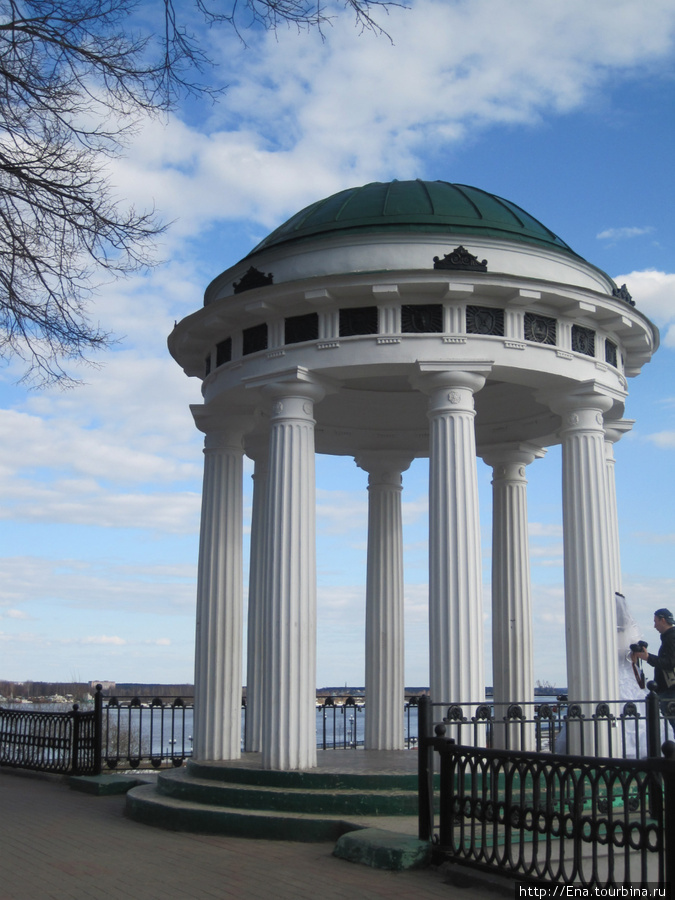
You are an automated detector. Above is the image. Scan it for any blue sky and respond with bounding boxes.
[1,0,674,689]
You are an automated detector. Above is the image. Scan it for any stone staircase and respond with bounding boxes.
[125,756,422,843]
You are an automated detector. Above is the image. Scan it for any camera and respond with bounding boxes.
[630,640,648,653]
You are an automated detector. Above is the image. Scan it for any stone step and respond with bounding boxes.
[125,784,418,843]
[156,768,419,816]
[184,758,423,791]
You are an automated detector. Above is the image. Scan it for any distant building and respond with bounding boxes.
[90,680,115,691]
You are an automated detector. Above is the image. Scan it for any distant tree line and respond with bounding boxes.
[0,681,194,700]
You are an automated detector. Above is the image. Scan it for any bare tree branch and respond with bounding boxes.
[0,0,399,386]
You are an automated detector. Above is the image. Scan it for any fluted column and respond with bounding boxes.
[243,440,269,752]
[355,452,414,750]
[482,444,544,749]
[604,420,633,597]
[413,364,491,710]
[260,378,325,770]
[192,424,248,761]
[549,389,619,732]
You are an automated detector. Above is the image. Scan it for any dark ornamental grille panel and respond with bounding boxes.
[433,245,488,272]
[285,312,319,345]
[466,305,504,337]
[524,312,557,345]
[605,339,618,368]
[572,324,596,357]
[612,283,634,306]
[233,266,273,294]
[401,304,443,334]
[339,306,379,337]
[242,323,268,356]
[216,337,232,368]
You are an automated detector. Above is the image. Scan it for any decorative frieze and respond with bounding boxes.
[233,266,274,294]
[433,246,488,272]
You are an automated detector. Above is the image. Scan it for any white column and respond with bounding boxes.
[549,390,619,728]
[355,452,413,750]
[414,364,491,710]
[482,444,544,750]
[604,420,633,597]
[243,442,269,753]
[192,425,247,761]
[260,378,325,770]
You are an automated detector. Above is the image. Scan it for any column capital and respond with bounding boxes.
[191,407,255,451]
[243,430,270,464]
[481,442,546,475]
[411,361,493,395]
[538,382,623,424]
[355,451,414,487]
[604,418,635,445]
[245,366,338,404]
[411,362,492,416]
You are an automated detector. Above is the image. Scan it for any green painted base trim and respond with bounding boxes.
[69,774,152,795]
[186,759,424,791]
[125,784,361,842]
[334,827,432,871]
[158,769,418,816]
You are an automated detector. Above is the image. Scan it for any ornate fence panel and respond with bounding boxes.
[102,695,194,769]
[437,698,650,758]
[0,687,102,775]
[417,696,675,887]
[430,738,675,886]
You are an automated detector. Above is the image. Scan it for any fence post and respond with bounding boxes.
[93,685,103,776]
[70,703,81,775]
[418,695,434,841]
[647,686,662,758]
[661,741,675,887]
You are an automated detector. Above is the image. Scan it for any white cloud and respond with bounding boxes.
[597,227,655,241]
[529,522,563,538]
[0,556,197,613]
[630,530,675,543]
[83,635,127,646]
[317,489,367,534]
[644,432,675,450]
[612,270,675,345]
[104,0,675,239]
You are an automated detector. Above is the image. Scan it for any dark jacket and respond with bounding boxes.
[647,626,675,693]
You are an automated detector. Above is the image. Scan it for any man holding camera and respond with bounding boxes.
[632,608,675,736]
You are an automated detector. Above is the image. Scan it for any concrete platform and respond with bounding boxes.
[69,773,156,795]
[334,827,432,871]
[124,750,427,851]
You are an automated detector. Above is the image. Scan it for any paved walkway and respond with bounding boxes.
[0,768,504,900]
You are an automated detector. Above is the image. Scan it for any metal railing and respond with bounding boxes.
[417,694,675,887]
[433,696,659,758]
[102,694,194,769]
[0,687,102,775]
[315,697,420,749]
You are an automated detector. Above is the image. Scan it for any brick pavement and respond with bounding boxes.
[0,768,504,900]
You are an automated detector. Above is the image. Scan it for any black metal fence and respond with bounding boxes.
[102,694,194,769]
[0,687,102,775]
[315,697,420,749]
[434,696,663,759]
[417,695,675,887]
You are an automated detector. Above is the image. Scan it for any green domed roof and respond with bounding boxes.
[248,179,579,258]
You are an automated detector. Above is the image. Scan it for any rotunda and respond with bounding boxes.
[169,180,659,769]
